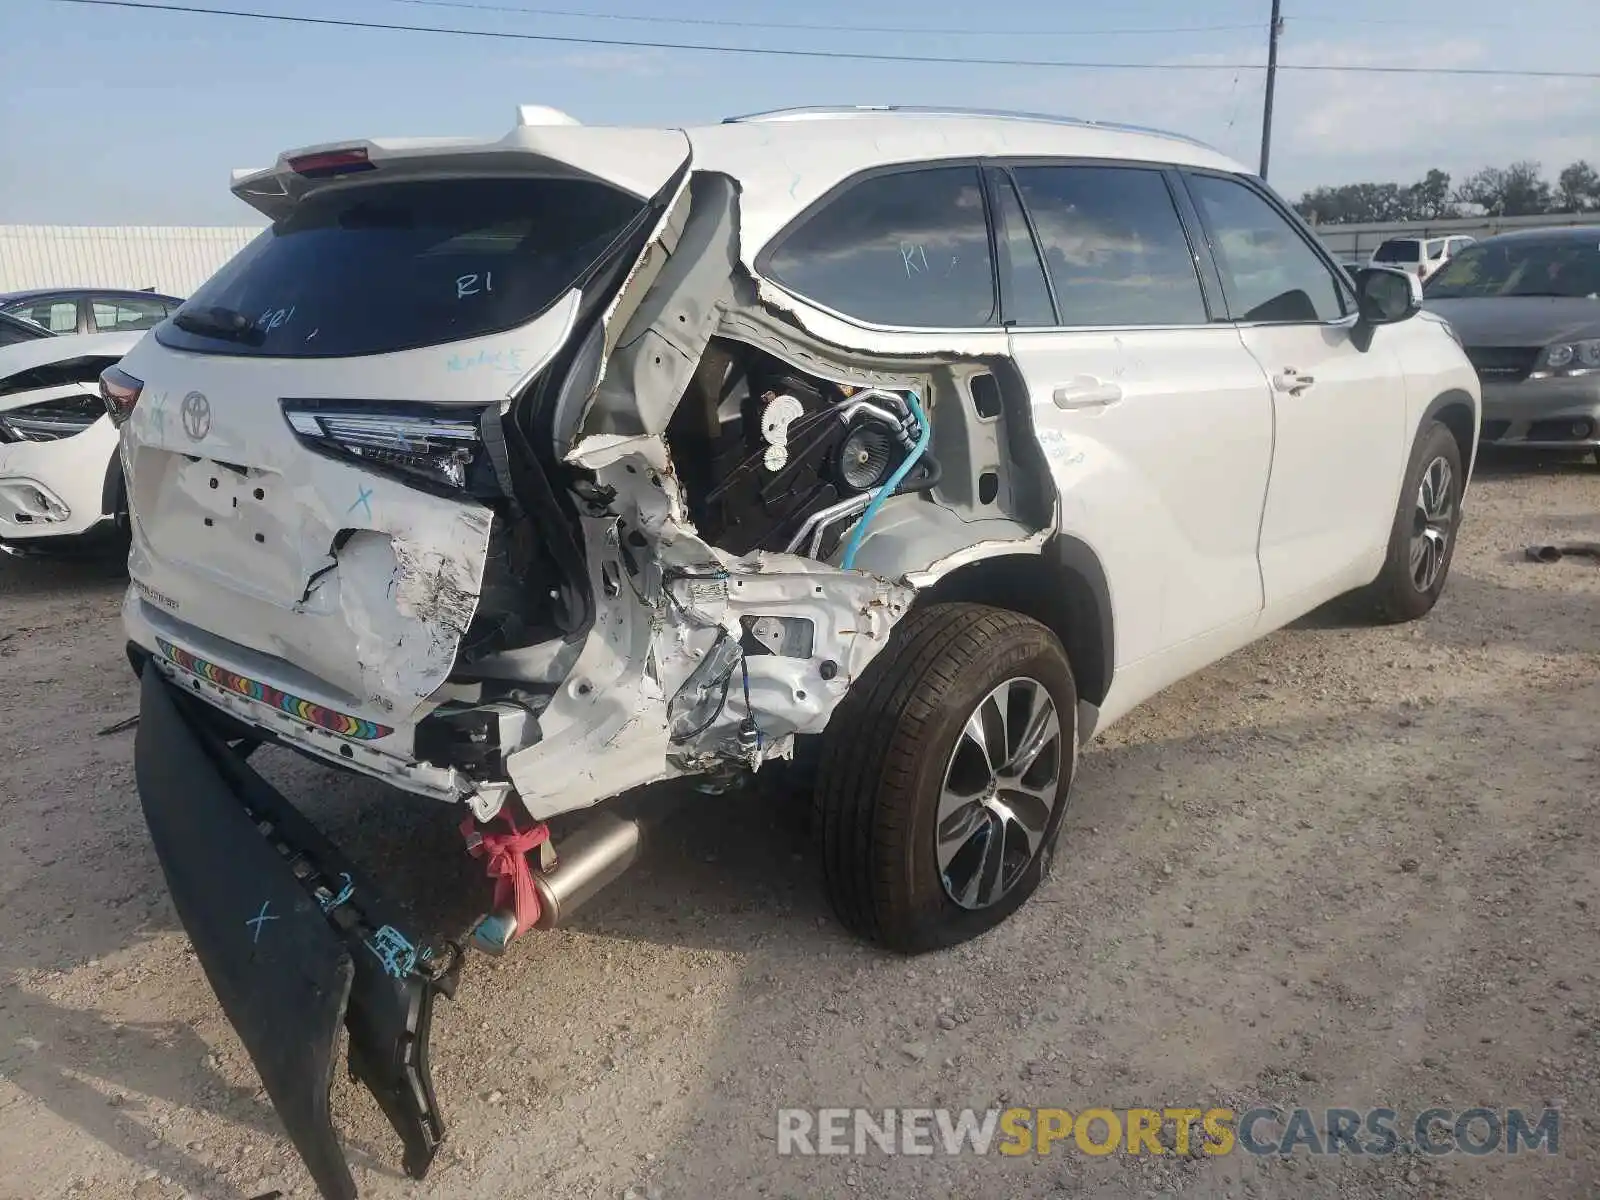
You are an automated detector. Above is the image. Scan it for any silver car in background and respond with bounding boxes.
[1424,226,1600,459]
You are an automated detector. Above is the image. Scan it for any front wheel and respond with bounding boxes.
[1363,420,1464,623]
[813,603,1078,953]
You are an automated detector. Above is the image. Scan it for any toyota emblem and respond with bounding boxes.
[180,391,212,442]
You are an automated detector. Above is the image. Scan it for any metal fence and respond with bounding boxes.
[0,225,262,297]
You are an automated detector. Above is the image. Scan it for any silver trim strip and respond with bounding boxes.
[722,106,1220,153]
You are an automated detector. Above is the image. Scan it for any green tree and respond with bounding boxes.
[1404,168,1456,220]
[1297,168,1455,223]
[1296,181,1409,224]
[1557,161,1600,212]
[1455,162,1553,216]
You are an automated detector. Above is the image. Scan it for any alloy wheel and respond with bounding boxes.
[936,677,1064,910]
[1410,455,1455,593]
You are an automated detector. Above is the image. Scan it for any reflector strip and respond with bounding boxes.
[157,638,394,741]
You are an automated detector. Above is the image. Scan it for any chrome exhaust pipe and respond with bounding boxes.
[468,804,664,953]
[531,810,643,929]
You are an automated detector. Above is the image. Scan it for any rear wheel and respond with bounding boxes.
[1363,420,1463,623]
[813,603,1077,953]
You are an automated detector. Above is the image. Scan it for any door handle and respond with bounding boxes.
[1052,377,1124,410]
[1272,368,1316,396]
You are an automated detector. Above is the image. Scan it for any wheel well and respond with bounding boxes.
[1427,392,1477,478]
[913,543,1113,706]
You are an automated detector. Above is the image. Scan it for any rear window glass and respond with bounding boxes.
[157,177,643,358]
[1373,239,1421,263]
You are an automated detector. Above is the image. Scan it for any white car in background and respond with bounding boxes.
[110,105,1480,1199]
[0,319,143,553]
[1370,234,1476,281]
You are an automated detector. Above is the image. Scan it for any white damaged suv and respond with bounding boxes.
[112,105,1479,1197]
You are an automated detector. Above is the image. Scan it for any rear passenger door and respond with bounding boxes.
[997,161,1275,670]
[1179,170,1408,616]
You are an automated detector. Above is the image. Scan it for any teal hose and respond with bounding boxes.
[839,390,928,571]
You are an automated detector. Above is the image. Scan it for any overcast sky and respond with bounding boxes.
[2,0,1595,225]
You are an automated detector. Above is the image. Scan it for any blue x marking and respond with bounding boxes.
[348,485,374,520]
[246,900,279,944]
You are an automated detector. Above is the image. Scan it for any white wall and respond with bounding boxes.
[0,225,262,297]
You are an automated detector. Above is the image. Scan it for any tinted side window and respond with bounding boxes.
[5,300,77,333]
[987,169,1055,326]
[93,297,170,332]
[1011,166,1207,327]
[1187,174,1347,322]
[763,166,997,328]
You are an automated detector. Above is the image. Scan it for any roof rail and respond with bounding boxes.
[722,105,1219,152]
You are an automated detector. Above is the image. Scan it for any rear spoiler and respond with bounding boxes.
[229,110,691,221]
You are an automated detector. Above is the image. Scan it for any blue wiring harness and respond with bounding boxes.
[838,389,929,571]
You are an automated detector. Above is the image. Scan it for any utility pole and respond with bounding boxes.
[1259,0,1283,179]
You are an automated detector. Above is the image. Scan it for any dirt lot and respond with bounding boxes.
[1,451,1597,1200]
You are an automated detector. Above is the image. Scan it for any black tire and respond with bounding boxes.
[1364,420,1464,623]
[812,602,1078,953]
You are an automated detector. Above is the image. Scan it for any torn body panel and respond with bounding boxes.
[117,299,596,823]
[502,426,918,821]
[119,294,587,717]
[482,170,1057,821]
[578,172,741,440]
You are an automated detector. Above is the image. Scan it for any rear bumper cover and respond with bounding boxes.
[135,665,458,1200]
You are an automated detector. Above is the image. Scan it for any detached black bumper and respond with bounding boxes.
[135,667,458,1200]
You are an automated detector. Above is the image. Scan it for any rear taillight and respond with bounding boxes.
[99,365,144,427]
[281,399,495,497]
[286,147,374,179]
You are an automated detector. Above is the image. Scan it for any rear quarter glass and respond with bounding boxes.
[156,176,643,359]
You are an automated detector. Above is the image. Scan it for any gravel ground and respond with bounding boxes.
[1,450,1597,1200]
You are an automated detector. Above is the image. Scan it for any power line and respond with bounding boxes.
[384,0,1262,38]
[1292,15,1517,28]
[1282,11,1554,30]
[46,0,1600,80]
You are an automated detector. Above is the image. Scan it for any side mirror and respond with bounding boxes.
[1354,266,1423,325]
